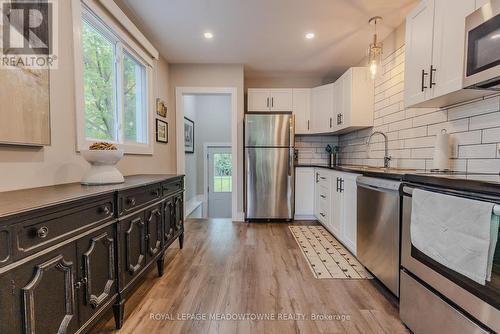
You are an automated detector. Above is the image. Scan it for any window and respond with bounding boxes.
[76,4,152,153]
[213,153,232,192]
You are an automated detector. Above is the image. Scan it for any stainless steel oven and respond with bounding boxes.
[464,0,500,90]
[400,183,500,334]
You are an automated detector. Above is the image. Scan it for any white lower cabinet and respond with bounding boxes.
[295,167,315,219]
[312,168,360,255]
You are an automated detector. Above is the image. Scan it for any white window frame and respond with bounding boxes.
[72,0,155,155]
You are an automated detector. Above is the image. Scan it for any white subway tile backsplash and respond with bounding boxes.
[458,144,497,159]
[470,112,500,130]
[412,110,448,127]
[399,126,427,139]
[467,159,500,173]
[483,127,500,143]
[411,147,434,159]
[448,96,499,120]
[404,136,436,149]
[427,119,469,135]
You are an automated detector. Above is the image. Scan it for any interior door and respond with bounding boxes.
[208,146,232,218]
[404,0,435,107]
[431,0,475,99]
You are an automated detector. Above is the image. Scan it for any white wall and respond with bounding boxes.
[0,0,175,192]
[169,64,244,216]
[183,95,198,202]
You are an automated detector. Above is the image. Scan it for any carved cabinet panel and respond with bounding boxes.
[163,199,175,244]
[145,204,163,258]
[173,194,184,233]
[76,225,116,326]
[119,212,147,289]
[0,244,78,334]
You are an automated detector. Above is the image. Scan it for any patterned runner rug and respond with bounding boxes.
[289,225,372,280]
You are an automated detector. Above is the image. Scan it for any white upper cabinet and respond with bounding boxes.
[431,0,476,99]
[404,0,435,107]
[247,89,292,111]
[270,89,293,111]
[292,89,311,134]
[335,67,374,134]
[405,0,489,108]
[311,83,335,134]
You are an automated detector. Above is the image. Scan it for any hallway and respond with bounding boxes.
[90,219,408,334]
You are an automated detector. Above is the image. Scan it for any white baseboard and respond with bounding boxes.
[294,214,316,221]
[233,211,245,222]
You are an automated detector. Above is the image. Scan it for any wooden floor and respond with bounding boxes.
[90,219,409,334]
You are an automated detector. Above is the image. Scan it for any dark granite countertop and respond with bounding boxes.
[403,173,500,196]
[296,164,500,195]
[295,164,419,181]
[0,174,184,219]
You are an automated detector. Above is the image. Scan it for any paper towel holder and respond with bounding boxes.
[430,128,451,173]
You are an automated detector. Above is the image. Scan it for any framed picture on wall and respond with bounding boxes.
[156,119,168,143]
[184,117,194,153]
[156,98,167,117]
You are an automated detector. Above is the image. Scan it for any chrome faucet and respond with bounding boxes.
[366,131,392,168]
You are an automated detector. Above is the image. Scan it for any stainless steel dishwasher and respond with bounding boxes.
[357,176,402,296]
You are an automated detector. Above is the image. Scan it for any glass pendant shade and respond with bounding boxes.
[367,17,383,80]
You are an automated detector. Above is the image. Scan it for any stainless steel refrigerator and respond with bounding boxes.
[244,112,295,220]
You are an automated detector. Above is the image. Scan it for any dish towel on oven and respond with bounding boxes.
[411,189,499,286]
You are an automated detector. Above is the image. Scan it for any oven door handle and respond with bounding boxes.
[401,185,414,197]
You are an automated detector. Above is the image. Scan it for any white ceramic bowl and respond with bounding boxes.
[81,149,125,185]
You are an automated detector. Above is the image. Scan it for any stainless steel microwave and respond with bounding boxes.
[463,0,500,90]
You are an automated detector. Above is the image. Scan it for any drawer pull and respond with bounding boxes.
[320,195,326,199]
[320,177,326,180]
[150,190,160,197]
[36,226,49,239]
[320,213,326,217]
[127,197,136,206]
[98,206,111,215]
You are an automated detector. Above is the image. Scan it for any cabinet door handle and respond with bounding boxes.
[421,69,428,92]
[271,97,274,108]
[430,65,436,88]
[307,120,309,130]
[336,177,340,192]
[266,97,269,108]
[329,117,332,128]
[339,114,343,125]
[340,178,345,192]
[320,176,326,180]
[315,172,319,183]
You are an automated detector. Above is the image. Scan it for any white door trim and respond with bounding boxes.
[203,143,232,218]
[175,87,239,221]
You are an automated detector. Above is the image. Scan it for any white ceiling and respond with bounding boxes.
[120,0,418,79]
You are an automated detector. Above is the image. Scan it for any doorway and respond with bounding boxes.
[207,146,232,218]
[176,90,236,219]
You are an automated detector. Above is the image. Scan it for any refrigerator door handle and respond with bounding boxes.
[288,148,293,176]
[289,114,295,147]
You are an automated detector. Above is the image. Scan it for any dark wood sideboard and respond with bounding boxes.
[0,174,185,334]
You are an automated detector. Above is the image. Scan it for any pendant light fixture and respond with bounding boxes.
[368,16,383,80]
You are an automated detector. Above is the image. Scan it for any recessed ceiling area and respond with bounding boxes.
[119,0,418,79]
